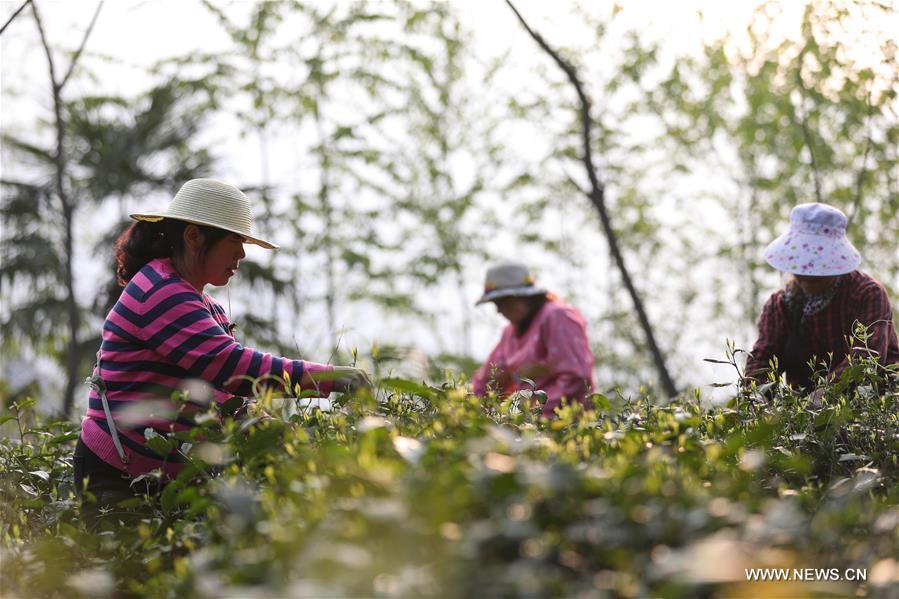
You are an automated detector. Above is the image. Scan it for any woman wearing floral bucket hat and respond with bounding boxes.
[744,202,899,393]
[472,261,595,418]
[74,179,371,520]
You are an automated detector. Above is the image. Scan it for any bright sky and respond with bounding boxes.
[1,0,766,128]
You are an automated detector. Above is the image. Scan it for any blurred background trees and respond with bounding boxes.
[2,0,897,416]
[646,0,899,326]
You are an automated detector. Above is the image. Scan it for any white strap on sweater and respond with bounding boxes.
[84,350,129,465]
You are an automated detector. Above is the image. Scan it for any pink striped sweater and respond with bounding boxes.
[80,258,333,479]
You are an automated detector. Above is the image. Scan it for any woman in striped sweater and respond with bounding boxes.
[74,179,371,514]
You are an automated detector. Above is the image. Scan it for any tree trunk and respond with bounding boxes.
[48,77,81,418]
[505,1,678,397]
[32,0,104,416]
[0,0,33,36]
[62,204,80,417]
[318,134,337,341]
[50,78,81,417]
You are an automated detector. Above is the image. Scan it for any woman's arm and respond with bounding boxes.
[744,293,788,384]
[830,281,896,378]
[117,279,334,398]
[535,309,594,416]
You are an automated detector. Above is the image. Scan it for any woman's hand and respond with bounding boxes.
[331,366,373,394]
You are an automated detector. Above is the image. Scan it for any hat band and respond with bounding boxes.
[789,223,845,238]
[483,282,534,294]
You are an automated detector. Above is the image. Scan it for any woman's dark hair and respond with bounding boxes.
[114,219,232,286]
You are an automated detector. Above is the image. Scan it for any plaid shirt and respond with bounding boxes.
[745,270,899,387]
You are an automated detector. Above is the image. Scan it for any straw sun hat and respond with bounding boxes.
[764,202,861,276]
[475,262,548,305]
[130,178,278,249]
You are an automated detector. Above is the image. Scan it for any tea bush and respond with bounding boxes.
[1,357,897,598]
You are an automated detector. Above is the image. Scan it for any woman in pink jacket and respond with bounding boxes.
[472,262,596,418]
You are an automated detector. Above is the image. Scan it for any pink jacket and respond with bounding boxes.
[472,299,595,417]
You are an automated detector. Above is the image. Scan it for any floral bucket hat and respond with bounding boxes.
[130,178,278,249]
[475,262,548,305]
[764,203,861,276]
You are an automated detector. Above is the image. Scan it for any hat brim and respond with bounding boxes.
[130,212,279,250]
[764,231,860,276]
[476,285,548,305]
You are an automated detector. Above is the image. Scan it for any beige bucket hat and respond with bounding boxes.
[130,178,278,249]
[475,262,548,305]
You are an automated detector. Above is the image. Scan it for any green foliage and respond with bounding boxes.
[171,1,590,363]
[1,358,896,597]
[4,0,899,426]
[1,74,216,411]
[509,0,899,390]
[180,2,497,356]
[648,0,899,321]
